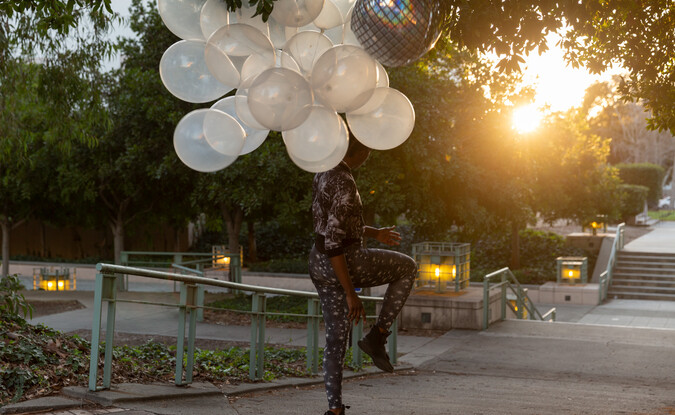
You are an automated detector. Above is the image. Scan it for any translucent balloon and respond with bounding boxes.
[333,0,356,20]
[235,83,268,130]
[375,61,389,88]
[310,45,377,112]
[174,109,238,172]
[248,67,314,131]
[271,0,326,27]
[229,3,270,36]
[287,114,349,172]
[322,25,344,45]
[241,53,277,85]
[279,51,303,73]
[205,24,276,89]
[342,7,360,46]
[268,18,299,49]
[346,87,415,150]
[212,96,270,155]
[313,0,343,29]
[200,0,230,40]
[203,109,246,156]
[284,31,333,75]
[159,40,232,103]
[158,0,206,41]
[283,106,343,162]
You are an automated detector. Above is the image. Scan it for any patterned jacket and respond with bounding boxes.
[312,161,364,257]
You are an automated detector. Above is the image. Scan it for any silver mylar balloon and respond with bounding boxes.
[350,0,446,67]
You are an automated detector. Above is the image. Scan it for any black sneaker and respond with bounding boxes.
[358,326,394,373]
[324,404,349,414]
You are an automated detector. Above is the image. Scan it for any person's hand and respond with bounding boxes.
[376,226,401,246]
[346,291,366,325]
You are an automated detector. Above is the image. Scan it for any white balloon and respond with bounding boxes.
[346,87,415,150]
[203,109,246,156]
[159,40,232,103]
[332,0,356,21]
[271,0,326,27]
[375,60,389,88]
[200,0,230,40]
[322,25,344,45]
[158,0,206,40]
[268,17,299,49]
[342,7,360,46]
[229,3,269,36]
[287,114,349,172]
[248,67,314,131]
[174,109,238,172]
[284,31,333,75]
[211,96,270,155]
[310,45,377,112]
[313,0,342,29]
[205,24,276,88]
[279,51,303,73]
[283,106,342,162]
[235,83,268,130]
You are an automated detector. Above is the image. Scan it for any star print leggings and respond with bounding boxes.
[308,242,417,410]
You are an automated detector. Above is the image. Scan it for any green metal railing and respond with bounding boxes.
[88,263,396,391]
[482,267,556,330]
[598,223,626,303]
[118,251,242,291]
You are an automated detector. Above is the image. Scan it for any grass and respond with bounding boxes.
[648,210,675,221]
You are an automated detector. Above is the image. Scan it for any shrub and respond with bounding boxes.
[0,275,33,319]
[618,184,649,221]
[616,163,664,206]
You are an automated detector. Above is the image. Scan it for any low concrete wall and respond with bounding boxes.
[537,282,600,305]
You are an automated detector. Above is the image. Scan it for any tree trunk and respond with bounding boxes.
[1,220,10,278]
[110,219,124,265]
[247,220,257,263]
[509,221,521,270]
[40,221,47,257]
[174,227,181,252]
[222,204,243,282]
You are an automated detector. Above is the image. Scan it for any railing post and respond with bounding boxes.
[500,272,507,322]
[88,271,117,391]
[249,293,266,380]
[482,276,489,330]
[175,282,198,385]
[350,319,364,368]
[306,298,321,375]
[197,285,205,322]
[389,318,398,366]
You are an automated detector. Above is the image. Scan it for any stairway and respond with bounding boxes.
[609,251,675,300]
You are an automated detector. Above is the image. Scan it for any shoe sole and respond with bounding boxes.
[357,339,394,373]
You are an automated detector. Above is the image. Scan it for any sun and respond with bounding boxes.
[512,104,542,134]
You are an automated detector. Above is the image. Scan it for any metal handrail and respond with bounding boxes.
[598,222,625,302]
[483,267,556,330]
[88,263,394,392]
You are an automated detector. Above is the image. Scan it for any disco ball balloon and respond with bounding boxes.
[350,0,446,67]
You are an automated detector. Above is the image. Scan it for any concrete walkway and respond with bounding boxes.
[623,221,675,253]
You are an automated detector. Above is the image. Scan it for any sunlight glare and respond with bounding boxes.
[512,104,542,134]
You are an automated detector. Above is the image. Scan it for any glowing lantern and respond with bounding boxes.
[412,242,469,293]
[34,267,74,291]
[556,257,588,284]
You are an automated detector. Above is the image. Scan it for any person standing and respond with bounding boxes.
[308,137,417,415]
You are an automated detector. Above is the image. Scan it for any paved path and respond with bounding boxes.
[623,221,675,253]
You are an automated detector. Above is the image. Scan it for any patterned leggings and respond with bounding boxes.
[308,242,417,410]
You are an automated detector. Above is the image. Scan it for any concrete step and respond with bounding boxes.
[606,291,675,301]
[618,252,675,259]
[614,261,675,270]
[610,284,675,294]
[609,278,675,288]
[613,271,675,280]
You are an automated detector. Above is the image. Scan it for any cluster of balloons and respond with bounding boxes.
[158,0,424,173]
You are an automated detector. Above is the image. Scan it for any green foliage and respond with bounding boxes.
[470,229,592,285]
[252,220,313,262]
[649,210,675,221]
[248,258,310,274]
[616,163,664,205]
[0,275,33,319]
[618,184,649,221]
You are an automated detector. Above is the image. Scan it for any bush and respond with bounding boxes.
[470,229,593,285]
[0,275,33,319]
[616,163,664,206]
[618,184,649,221]
[248,258,309,274]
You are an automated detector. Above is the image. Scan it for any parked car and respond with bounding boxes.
[659,196,671,209]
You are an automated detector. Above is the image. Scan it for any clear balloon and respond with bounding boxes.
[203,109,246,156]
[342,7,360,46]
[271,0,326,27]
[205,24,276,89]
[375,60,389,88]
[313,0,343,29]
[159,40,232,103]
[211,96,270,155]
[229,3,270,36]
[287,114,349,172]
[268,17,299,49]
[235,82,268,130]
[284,31,333,76]
[332,0,356,21]
[283,106,343,162]
[200,0,230,40]
[279,51,303,73]
[346,87,415,150]
[158,0,206,41]
[174,109,238,172]
[248,67,314,131]
[311,45,377,112]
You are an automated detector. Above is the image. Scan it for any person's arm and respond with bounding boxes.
[329,254,366,325]
[363,225,401,246]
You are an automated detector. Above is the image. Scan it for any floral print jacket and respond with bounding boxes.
[312,161,364,257]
